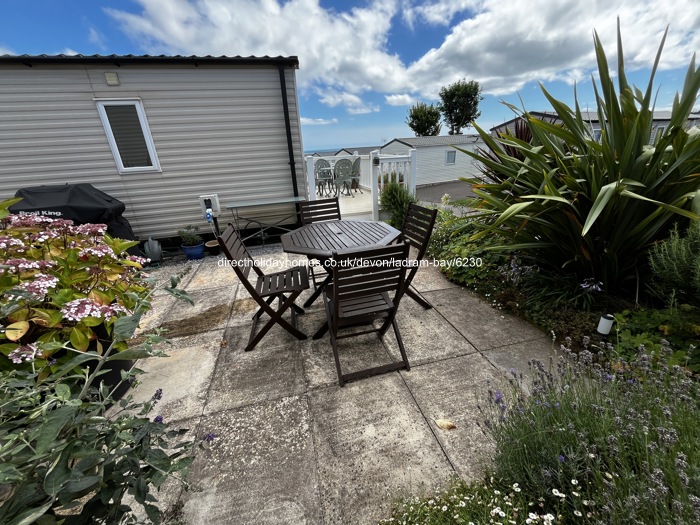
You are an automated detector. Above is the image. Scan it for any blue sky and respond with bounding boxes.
[1,0,698,151]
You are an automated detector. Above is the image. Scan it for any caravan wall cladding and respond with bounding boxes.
[0,56,306,240]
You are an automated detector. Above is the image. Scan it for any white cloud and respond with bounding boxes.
[106,0,700,109]
[402,0,481,28]
[385,94,416,105]
[60,48,80,56]
[319,89,380,114]
[88,27,107,50]
[0,46,16,55]
[300,117,338,125]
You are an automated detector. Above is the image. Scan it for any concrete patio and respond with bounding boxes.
[130,244,554,524]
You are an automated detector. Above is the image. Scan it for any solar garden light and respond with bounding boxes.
[596,314,615,335]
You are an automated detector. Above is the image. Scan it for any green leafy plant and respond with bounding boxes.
[0,206,155,360]
[648,218,700,306]
[379,182,418,228]
[438,78,482,135]
[457,20,700,295]
[405,101,441,136]
[0,198,199,523]
[176,225,202,247]
[613,305,700,370]
[384,339,700,524]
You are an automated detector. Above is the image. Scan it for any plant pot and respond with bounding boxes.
[181,243,205,260]
[205,240,220,256]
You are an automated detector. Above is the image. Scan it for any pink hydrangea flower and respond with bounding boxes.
[79,245,116,259]
[20,274,60,298]
[60,298,129,322]
[74,223,107,236]
[8,344,40,364]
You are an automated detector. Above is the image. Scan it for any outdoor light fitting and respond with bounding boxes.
[104,72,120,86]
[597,314,614,335]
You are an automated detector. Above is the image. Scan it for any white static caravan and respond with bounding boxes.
[380,135,485,186]
[0,54,306,239]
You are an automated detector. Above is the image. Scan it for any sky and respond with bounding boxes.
[1,0,699,151]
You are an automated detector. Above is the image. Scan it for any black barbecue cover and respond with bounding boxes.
[9,183,137,242]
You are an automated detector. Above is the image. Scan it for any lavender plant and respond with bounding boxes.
[483,340,700,524]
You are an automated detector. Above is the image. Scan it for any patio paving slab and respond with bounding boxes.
[183,395,321,525]
[308,374,454,525]
[424,287,545,351]
[409,262,460,293]
[128,329,224,422]
[129,245,560,524]
[184,255,240,290]
[401,354,502,481]
[383,295,478,366]
[204,335,305,413]
[158,286,236,338]
[481,336,556,379]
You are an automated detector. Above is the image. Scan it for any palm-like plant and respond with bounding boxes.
[458,20,700,294]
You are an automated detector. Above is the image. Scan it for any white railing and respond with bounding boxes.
[369,149,417,220]
[305,154,371,201]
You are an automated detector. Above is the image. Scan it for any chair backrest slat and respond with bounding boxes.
[298,197,341,224]
[330,242,409,306]
[401,203,438,264]
[217,223,263,282]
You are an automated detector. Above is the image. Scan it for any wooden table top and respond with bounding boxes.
[280,220,401,258]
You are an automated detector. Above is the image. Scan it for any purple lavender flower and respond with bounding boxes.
[494,390,503,404]
[558,454,565,463]
[154,415,164,424]
[202,432,218,442]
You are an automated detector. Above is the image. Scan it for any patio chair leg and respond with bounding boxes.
[391,318,410,371]
[406,286,433,309]
[245,292,307,351]
[312,320,329,340]
[329,330,345,387]
[304,274,332,308]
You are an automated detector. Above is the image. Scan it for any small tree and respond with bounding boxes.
[406,102,442,136]
[438,79,482,135]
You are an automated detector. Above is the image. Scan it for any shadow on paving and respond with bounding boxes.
[129,247,554,524]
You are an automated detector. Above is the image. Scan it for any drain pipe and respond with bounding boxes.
[279,64,299,198]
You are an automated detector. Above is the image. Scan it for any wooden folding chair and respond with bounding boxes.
[297,197,341,224]
[400,203,438,309]
[218,223,310,351]
[296,197,341,306]
[313,241,411,386]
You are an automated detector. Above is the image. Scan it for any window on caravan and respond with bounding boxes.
[445,150,456,165]
[96,100,161,174]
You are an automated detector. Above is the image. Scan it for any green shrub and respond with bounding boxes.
[383,340,700,525]
[379,182,418,228]
[487,343,700,524]
[436,221,507,289]
[613,305,700,371]
[0,198,198,524]
[648,220,700,306]
[457,21,700,295]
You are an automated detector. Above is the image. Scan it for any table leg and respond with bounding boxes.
[304,273,332,308]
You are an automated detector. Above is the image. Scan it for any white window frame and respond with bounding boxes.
[445,150,456,165]
[96,99,161,174]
